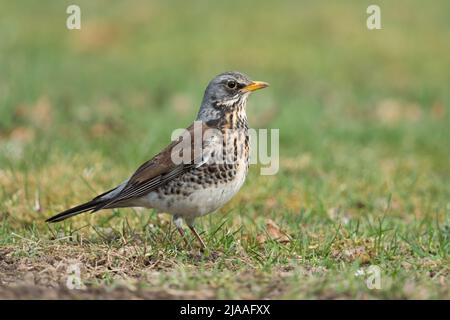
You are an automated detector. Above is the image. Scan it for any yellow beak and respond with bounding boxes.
[242,81,270,92]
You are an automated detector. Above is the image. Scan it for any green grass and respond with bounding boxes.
[0,0,449,299]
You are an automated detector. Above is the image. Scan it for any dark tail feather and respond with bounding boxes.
[46,199,103,223]
[46,186,120,223]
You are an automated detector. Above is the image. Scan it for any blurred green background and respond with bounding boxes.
[1,0,449,215]
[0,0,449,299]
[1,0,449,161]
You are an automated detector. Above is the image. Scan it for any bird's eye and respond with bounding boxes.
[226,80,237,89]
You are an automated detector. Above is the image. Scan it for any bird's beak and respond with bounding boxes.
[242,81,269,92]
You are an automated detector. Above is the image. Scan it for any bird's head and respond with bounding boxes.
[197,71,269,122]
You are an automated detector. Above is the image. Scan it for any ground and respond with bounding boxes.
[0,1,449,299]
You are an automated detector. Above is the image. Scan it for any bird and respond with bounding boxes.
[46,71,269,249]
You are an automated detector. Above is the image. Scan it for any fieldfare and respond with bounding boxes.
[46,71,269,249]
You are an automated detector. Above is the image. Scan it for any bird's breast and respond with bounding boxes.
[136,120,250,218]
[140,132,249,218]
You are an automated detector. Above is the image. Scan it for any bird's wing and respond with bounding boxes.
[96,122,213,209]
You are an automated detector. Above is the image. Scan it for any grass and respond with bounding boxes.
[0,0,449,299]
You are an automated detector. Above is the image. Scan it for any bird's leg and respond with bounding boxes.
[176,226,190,246]
[173,216,189,247]
[188,224,207,251]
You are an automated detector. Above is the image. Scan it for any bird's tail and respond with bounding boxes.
[45,186,119,223]
[45,199,104,223]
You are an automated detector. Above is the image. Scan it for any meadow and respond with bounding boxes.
[0,0,449,299]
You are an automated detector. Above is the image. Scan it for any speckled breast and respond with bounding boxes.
[145,126,250,218]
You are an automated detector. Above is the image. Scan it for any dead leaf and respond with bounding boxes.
[90,123,110,137]
[257,219,291,244]
[9,127,35,143]
[431,101,446,120]
[264,197,277,209]
[375,99,422,124]
[73,22,121,52]
[29,96,53,127]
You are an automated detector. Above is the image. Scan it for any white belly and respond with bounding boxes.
[136,165,247,220]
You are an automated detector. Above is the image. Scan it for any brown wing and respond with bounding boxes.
[97,122,212,209]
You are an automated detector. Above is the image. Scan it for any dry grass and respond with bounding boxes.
[0,0,449,299]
